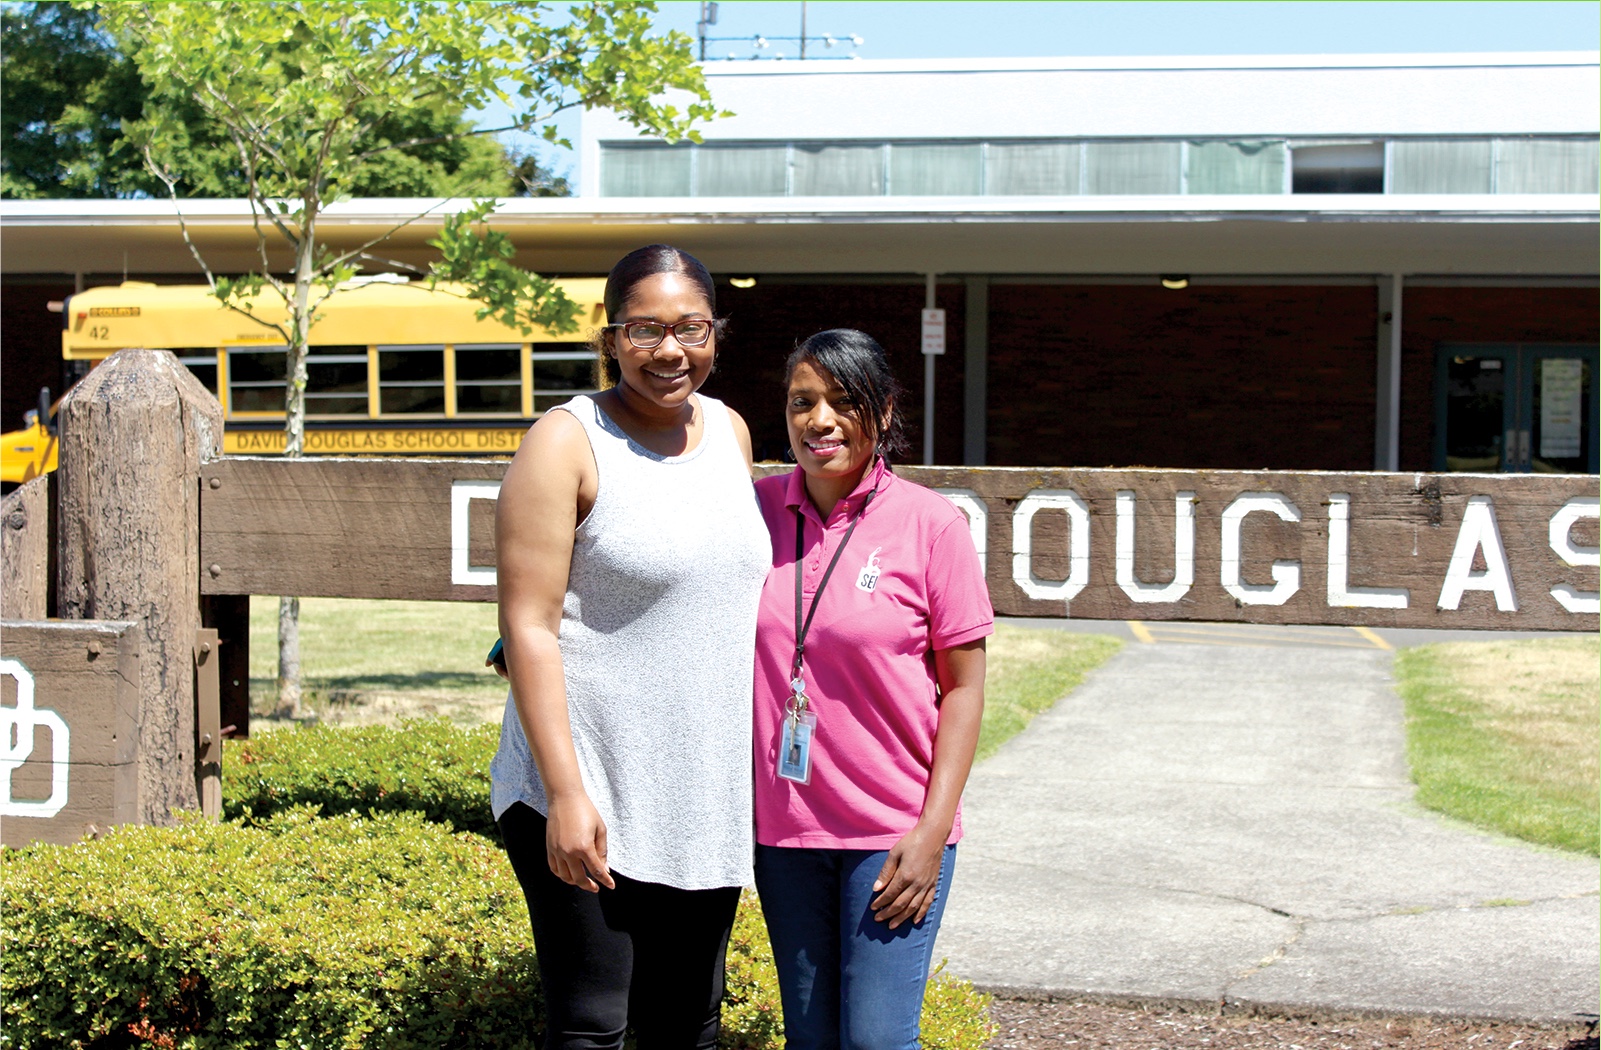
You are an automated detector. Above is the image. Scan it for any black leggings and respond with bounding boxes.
[499,802,743,1050]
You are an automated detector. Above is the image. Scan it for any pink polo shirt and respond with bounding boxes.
[752,459,993,850]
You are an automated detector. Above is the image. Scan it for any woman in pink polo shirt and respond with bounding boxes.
[752,328,992,1050]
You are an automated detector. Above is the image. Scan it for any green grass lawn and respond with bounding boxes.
[978,625,1123,762]
[249,597,506,726]
[1394,636,1599,856]
[249,598,1122,752]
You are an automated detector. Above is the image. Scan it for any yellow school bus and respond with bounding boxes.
[4,276,607,481]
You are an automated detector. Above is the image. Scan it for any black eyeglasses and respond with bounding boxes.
[608,319,713,349]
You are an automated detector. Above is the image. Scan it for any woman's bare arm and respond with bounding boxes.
[870,640,986,928]
[496,410,615,892]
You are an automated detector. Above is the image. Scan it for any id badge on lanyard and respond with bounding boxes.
[780,477,879,787]
[778,677,818,785]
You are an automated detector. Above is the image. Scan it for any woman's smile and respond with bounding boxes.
[804,436,846,456]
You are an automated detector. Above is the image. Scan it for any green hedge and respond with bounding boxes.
[2,809,540,1049]
[224,720,500,838]
[20,720,994,1048]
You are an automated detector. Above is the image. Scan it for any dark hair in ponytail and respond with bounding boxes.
[785,329,909,462]
[592,244,725,388]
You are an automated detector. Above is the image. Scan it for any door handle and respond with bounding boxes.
[1518,429,1531,467]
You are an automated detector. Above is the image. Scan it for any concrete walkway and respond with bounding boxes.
[938,635,1599,1024]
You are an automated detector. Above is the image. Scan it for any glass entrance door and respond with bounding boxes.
[1436,344,1597,473]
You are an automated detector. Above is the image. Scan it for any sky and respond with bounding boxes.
[666,1,1597,62]
[501,1,1598,184]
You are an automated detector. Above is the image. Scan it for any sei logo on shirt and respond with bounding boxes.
[856,547,883,593]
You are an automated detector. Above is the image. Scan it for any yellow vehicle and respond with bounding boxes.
[3,275,606,482]
[0,388,59,487]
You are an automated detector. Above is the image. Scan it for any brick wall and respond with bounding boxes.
[986,284,1379,470]
[702,280,968,464]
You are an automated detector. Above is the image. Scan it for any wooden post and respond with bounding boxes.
[55,350,223,825]
[1,476,50,620]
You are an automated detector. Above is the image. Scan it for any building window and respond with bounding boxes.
[1389,140,1493,193]
[792,143,884,196]
[600,144,691,196]
[697,145,788,196]
[1495,138,1600,194]
[1185,141,1287,194]
[889,143,982,195]
[985,142,1081,195]
[1290,143,1384,193]
[1085,141,1182,195]
[598,136,1593,199]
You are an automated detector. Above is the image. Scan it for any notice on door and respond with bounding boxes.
[1540,358,1583,459]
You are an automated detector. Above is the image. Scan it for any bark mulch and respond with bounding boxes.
[987,997,1598,1050]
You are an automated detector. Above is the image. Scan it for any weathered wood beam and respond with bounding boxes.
[0,620,141,847]
[200,458,1597,632]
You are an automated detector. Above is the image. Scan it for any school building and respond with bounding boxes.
[3,51,1597,472]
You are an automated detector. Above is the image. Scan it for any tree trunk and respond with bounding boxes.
[274,204,318,719]
[273,594,302,719]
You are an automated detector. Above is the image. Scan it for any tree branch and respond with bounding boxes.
[231,130,302,251]
[145,146,290,343]
[320,198,454,272]
[346,104,573,162]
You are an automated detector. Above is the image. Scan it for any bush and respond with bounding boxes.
[225,720,500,838]
[212,722,995,1047]
[2,809,540,1049]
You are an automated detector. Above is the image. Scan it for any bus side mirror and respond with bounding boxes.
[37,387,53,435]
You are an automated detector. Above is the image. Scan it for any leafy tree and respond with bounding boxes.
[1,2,148,198]
[511,148,574,198]
[2,1,535,198]
[84,0,716,714]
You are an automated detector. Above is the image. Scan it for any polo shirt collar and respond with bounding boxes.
[784,455,895,522]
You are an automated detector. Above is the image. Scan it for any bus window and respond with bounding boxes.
[174,353,219,396]
[532,345,599,413]
[306,345,369,416]
[227,345,289,413]
[226,344,370,416]
[378,344,445,415]
[454,343,522,415]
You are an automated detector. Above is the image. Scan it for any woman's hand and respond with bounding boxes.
[870,820,949,929]
[545,793,616,893]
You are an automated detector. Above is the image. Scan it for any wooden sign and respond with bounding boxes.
[199,458,1598,631]
[0,620,141,847]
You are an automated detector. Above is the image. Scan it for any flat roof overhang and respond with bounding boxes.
[2,195,1596,278]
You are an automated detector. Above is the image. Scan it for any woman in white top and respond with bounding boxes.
[490,245,769,1049]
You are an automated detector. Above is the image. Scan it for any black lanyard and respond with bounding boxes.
[792,482,879,683]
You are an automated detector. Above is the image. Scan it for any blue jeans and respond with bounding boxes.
[753,843,957,1050]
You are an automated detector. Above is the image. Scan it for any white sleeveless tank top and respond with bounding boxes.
[490,393,770,890]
